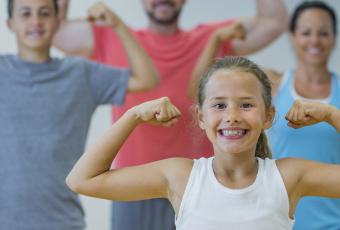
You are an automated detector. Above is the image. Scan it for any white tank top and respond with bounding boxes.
[175,157,294,230]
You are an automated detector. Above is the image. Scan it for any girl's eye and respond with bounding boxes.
[212,103,226,110]
[301,31,310,36]
[240,103,253,109]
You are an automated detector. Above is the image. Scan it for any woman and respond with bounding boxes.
[267,1,340,229]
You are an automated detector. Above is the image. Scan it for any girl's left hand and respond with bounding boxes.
[285,100,334,129]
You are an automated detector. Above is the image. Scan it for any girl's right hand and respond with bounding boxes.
[130,97,181,127]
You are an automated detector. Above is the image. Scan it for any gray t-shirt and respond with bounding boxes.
[0,55,129,230]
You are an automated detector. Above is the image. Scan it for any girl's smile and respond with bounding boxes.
[198,69,273,156]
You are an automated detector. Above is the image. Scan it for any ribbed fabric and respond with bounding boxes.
[176,157,294,230]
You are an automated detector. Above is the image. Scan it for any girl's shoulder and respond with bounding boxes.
[275,157,311,195]
[163,158,194,177]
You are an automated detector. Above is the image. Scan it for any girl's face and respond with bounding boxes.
[7,0,59,53]
[291,8,336,67]
[198,70,273,157]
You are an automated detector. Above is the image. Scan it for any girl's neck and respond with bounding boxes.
[213,152,257,177]
[212,154,258,189]
[18,47,51,63]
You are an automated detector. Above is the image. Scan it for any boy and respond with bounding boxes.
[0,0,158,229]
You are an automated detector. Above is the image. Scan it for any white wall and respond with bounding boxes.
[1,1,339,229]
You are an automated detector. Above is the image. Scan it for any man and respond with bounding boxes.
[0,0,158,230]
[53,1,288,229]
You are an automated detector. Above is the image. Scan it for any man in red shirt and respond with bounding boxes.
[54,1,288,229]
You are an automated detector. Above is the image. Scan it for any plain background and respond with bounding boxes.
[0,0,339,229]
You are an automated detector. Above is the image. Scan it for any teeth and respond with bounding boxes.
[222,130,245,136]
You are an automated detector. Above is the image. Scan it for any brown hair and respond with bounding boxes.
[197,56,272,159]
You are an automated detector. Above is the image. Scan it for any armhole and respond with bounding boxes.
[175,159,199,225]
[273,159,295,224]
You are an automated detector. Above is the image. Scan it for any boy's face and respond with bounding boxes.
[7,0,59,52]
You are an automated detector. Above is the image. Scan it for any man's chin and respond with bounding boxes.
[147,12,181,25]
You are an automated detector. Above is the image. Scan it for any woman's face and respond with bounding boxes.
[291,8,336,67]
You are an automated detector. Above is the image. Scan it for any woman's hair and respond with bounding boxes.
[8,0,59,18]
[197,56,272,159]
[289,1,337,35]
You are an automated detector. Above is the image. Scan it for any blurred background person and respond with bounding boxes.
[266,1,340,229]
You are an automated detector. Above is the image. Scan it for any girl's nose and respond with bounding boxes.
[224,107,240,123]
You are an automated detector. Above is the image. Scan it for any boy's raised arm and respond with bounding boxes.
[86,3,159,91]
[55,2,159,91]
[53,0,94,57]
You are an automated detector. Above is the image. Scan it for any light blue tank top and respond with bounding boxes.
[268,70,340,230]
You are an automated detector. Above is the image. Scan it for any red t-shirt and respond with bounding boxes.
[92,20,235,168]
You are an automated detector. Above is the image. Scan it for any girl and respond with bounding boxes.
[190,2,340,228]
[66,57,340,230]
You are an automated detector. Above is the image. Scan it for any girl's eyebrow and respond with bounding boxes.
[209,96,226,101]
[240,97,256,100]
[209,96,255,101]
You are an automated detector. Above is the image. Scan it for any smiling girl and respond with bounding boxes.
[66,56,340,230]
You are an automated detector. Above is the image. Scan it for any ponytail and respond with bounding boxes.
[255,132,272,159]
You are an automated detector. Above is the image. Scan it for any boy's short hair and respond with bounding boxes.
[8,0,59,18]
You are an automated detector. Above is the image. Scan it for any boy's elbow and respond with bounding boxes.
[65,175,83,193]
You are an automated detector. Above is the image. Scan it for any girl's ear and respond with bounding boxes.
[264,106,275,130]
[196,106,205,130]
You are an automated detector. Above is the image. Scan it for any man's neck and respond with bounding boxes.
[148,22,179,35]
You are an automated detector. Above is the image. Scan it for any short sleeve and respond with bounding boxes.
[85,59,130,106]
